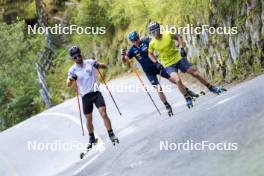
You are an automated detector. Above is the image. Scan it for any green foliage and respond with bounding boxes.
[1,0,263,131]
[0,21,44,131]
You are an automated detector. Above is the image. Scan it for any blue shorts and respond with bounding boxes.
[145,67,170,85]
[165,58,192,75]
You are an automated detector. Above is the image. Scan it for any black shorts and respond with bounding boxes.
[145,67,171,85]
[82,91,106,114]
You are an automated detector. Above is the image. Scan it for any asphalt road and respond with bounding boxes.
[0,74,264,176]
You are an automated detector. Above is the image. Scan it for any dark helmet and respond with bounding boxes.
[128,31,139,41]
[69,46,81,57]
[148,21,160,35]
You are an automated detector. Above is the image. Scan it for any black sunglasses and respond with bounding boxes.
[73,54,81,60]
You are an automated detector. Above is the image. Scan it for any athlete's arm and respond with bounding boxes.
[67,79,73,87]
[120,48,132,63]
[67,71,77,87]
[171,34,184,48]
[93,62,107,69]
[148,51,158,63]
[171,34,187,57]
[98,63,108,69]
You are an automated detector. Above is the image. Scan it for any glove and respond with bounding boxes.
[121,48,126,56]
[70,74,77,81]
[155,62,164,70]
[180,48,187,57]
[93,62,100,69]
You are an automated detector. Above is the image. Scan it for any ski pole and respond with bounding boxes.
[97,69,122,116]
[127,60,161,115]
[74,80,85,136]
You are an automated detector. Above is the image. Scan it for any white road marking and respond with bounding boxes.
[36,112,83,127]
[72,153,101,175]
[207,94,240,110]
[35,112,106,172]
[0,151,17,176]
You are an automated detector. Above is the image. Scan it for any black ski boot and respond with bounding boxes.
[165,103,173,117]
[209,86,227,95]
[108,130,119,146]
[87,137,98,150]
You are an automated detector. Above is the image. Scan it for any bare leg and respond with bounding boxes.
[84,113,94,134]
[98,106,112,131]
[186,66,210,86]
[154,84,167,103]
[169,72,188,96]
[169,77,189,89]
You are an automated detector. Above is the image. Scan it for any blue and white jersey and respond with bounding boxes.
[68,59,99,96]
[127,37,156,72]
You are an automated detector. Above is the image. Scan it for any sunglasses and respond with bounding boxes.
[131,37,140,42]
[73,54,82,60]
[149,28,160,36]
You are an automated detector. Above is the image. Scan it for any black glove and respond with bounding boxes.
[180,48,187,57]
[93,62,100,69]
[155,62,164,70]
[70,74,77,81]
[121,48,126,56]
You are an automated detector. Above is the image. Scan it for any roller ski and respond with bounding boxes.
[109,133,119,146]
[187,89,206,101]
[80,138,98,159]
[186,96,193,109]
[209,86,227,95]
[187,88,199,101]
[165,103,173,117]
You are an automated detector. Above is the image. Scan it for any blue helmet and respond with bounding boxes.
[128,31,139,41]
[148,21,160,35]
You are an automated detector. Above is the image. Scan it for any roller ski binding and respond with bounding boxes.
[109,133,119,146]
[186,88,199,101]
[187,89,206,101]
[186,96,193,109]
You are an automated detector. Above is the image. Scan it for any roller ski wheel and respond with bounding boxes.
[165,104,173,117]
[110,135,119,146]
[186,97,193,109]
[80,138,98,159]
[200,91,206,95]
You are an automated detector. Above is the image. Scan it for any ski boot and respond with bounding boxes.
[186,96,193,109]
[209,86,227,95]
[109,133,119,146]
[86,138,98,150]
[165,104,173,117]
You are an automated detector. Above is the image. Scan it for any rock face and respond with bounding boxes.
[185,0,264,83]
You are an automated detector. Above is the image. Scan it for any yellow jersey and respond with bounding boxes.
[148,31,182,67]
